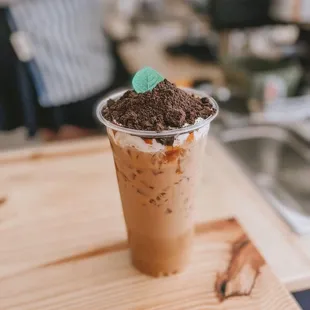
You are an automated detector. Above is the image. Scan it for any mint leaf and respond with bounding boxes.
[132,67,164,93]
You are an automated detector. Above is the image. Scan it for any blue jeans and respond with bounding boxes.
[294,290,310,310]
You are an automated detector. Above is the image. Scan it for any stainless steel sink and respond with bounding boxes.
[214,124,310,234]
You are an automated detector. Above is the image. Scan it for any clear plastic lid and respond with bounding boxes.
[96,87,219,137]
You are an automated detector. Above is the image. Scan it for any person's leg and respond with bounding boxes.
[293,290,310,310]
[37,104,65,141]
[0,9,24,132]
[35,87,108,142]
[54,90,104,140]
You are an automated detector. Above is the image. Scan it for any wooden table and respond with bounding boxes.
[0,136,310,306]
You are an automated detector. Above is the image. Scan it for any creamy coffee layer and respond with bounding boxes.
[107,123,210,153]
[108,128,206,276]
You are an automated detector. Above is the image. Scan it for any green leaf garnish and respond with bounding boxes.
[132,67,164,93]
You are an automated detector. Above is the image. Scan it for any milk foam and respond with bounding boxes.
[108,121,209,153]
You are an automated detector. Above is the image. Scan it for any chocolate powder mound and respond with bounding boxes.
[102,79,216,132]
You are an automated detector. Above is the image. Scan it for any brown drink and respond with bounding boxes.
[97,79,217,276]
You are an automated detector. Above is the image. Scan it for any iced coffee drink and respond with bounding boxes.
[97,68,217,276]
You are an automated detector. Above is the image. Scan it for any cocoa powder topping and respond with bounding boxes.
[102,79,216,132]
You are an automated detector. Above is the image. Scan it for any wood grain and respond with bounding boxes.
[0,217,300,309]
[0,196,7,206]
[215,234,264,301]
[0,136,309,301]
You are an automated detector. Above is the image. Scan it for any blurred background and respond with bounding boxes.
[1,0,310,145]
[1,2,310,225]
[0,0,310,307]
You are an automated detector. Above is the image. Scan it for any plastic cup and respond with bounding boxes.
[96,88,218,276]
